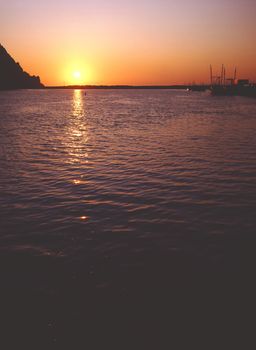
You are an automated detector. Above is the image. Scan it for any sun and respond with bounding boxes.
[73,71,81,79]
[62,63,94,85]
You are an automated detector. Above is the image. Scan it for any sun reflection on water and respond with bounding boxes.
[64,89,90,165]
[73,179,81,184]
[73,89,83,117]
[80,216,88,221]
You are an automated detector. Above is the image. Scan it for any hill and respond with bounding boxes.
[0,44,44,90]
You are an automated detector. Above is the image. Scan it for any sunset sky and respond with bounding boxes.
[1,0,256,86]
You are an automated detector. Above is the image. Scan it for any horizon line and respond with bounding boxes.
[45,84,210,90]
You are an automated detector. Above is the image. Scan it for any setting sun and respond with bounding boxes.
[60,62,94,85]
[73,71,81,79]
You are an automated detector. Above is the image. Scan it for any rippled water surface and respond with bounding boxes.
[1,89,256,260]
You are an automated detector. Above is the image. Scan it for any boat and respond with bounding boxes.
[209,65,256,97]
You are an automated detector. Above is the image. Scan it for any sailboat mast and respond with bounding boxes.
[210,65,213,85]
[234,67,237,82]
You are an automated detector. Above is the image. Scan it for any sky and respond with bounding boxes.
[1,0,256,85]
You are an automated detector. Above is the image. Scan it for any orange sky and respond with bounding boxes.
[1,0,256,85]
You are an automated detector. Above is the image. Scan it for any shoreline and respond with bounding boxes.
[0,84,209,91]
[45,85,191,90]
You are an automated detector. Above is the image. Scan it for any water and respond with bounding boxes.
[0,89,256,347]
[1,89,255,257]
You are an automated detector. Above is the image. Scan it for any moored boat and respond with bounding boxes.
[210,65,256,97]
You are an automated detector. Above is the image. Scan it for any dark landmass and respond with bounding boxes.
[188,84,209,91]
[46,84,210,90]
[47,85,188,89]
[0,44,44,90]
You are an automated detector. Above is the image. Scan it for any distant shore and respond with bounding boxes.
[0,84,210,91]
[45,85,196,90]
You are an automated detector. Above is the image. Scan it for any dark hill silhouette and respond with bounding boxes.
[0,44,44,90]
